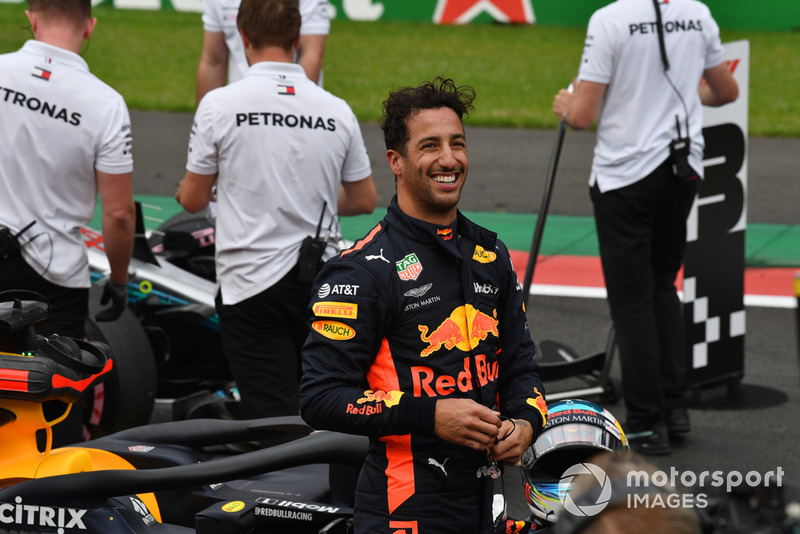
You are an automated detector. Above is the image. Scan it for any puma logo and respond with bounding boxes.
[428,457,449,476]
[365,248,390,263]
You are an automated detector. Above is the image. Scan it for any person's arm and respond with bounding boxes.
[489,240,548,464]
[196,30,228,105]
[337,176,377,216]
[300,257,439,437]
[699,63,739,107]
[97,170,135,284]
[175,171,217,213]
[552,79,607,130]
[297,33,326,84]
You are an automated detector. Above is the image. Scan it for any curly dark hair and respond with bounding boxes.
[380,77,476,156]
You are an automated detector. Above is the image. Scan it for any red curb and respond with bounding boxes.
[509,251,798,297]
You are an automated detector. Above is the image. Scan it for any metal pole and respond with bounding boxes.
[522,117,569,308]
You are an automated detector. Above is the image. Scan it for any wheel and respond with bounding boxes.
[148,210,216,282]
[84,283,157,437]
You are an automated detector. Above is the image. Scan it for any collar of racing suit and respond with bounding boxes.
[384,196,498,261]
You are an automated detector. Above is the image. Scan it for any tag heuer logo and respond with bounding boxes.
[396,253,423,281]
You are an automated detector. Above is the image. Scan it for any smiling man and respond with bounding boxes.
[299,77,547,534]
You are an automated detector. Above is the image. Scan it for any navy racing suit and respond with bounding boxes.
[300,197,547,534]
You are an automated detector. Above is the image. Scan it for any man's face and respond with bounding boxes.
[388,107,468,225]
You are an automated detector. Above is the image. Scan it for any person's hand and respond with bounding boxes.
[434,398,501,451]
[490,417,534,465]
[552,78,577,120]
[553,89,574,120]
[95,278,127,322]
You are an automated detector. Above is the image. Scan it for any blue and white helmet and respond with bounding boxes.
[519,399,629,524]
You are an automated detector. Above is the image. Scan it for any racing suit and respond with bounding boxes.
[300,197,547,534]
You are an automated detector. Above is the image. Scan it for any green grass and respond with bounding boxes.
[2,6,799,136]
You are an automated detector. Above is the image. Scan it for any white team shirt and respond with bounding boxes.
[201,0,330,84]
[0,40,133,288]
[187,62,371,305]
[577,0,725,192]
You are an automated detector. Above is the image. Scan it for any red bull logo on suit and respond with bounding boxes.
[411,354,498,397]
[348,389,405,415]
[527,387,548,423]
[418,305,498,357]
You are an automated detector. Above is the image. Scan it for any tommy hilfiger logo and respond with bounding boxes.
[277,84,295,96]
[32,66,51,80]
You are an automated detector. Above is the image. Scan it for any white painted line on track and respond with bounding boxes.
[528,285,797,309]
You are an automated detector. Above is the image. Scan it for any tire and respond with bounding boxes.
[84,283,157,437]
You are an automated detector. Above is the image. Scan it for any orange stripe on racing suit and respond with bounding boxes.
[340,223,381,257]
[367,338,415,514]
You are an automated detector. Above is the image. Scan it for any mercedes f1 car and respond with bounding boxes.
[83,205,231,435]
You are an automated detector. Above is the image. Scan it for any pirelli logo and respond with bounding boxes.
[312,301,358,319]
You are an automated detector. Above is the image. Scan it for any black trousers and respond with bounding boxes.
[590,158,698,428]
[216,268,313,420]
[0,252,88,338]
[0,251,89,446]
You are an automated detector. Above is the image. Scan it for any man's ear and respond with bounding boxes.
[25,10,37,33]
[386,149,403,179]
[84,17,97,40]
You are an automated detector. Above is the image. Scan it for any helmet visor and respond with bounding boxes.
[533,423,618,461]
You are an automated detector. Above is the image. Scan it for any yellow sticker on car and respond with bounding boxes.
[221,501,246,513]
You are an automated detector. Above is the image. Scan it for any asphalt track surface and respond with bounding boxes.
[131,110,800,521]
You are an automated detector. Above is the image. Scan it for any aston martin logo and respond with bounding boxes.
[404,283,433,298]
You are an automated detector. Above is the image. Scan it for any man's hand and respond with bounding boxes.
[552,87,574,120]
[490,418,534,465]
[95,278,127,322]
[434,398,501,451]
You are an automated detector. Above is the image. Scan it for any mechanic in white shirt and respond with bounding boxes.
[553,0,738,456]
[176,0,376,420]
[0,0,135,335]
[196,0,329,103]
[0,0,135,444]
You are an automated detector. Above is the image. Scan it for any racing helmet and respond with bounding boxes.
[520,399,629,524]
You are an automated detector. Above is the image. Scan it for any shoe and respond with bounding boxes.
[626,422,671,456]
[666,407,691,436]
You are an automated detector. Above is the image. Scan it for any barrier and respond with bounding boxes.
[2,0,798,30]
[330,1,800,30]
[326,0,800,30]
